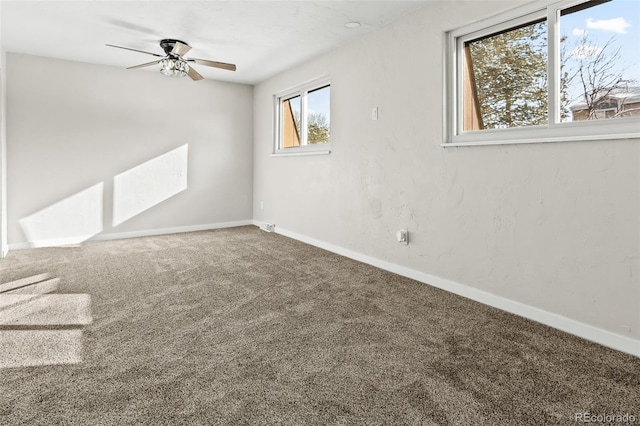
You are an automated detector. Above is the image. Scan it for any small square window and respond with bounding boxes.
[274,77,331,155]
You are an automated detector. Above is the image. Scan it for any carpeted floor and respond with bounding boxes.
[0,226,638,425]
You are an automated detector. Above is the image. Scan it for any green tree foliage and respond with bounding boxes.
[307,112,330,144]
[467,21,548,129]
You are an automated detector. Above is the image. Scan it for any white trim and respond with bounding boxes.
[258,222,639,358]
[274,74,332,102]
[8,220,253,250]
[442,131,640,147]
[447,0,548,39]
[271,148,331,157]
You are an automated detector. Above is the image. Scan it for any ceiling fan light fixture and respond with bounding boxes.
[159,58,189,77]
[107,39,235,81]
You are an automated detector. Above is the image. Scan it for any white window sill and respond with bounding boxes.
[444,119,640,147]
[443,133,640,147]
[271,147,331,157]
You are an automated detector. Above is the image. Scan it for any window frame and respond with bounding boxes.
[445,0,640,147]
[273,75,331,156]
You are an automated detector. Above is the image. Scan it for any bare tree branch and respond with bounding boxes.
[566,34,632,119]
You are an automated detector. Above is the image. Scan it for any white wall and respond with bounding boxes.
[0,47,7,257]
[0,0,7,256]
[7,53,253,246]
[253,0,640,348]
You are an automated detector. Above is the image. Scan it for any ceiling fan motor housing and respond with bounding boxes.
[160,39,188,56]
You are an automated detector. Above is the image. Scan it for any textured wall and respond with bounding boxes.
[0,47,7,256]
[7,53,253,246]
[253,2,640,340]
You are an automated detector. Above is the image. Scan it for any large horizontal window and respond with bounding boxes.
[273,76,331,155]
[446,0,640,146]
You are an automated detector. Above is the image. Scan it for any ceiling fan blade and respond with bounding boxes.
[189,58,236,72]
[127,60,161,70]
[187,66,204,81]
[171,41,192,57]
[105,44,164,58]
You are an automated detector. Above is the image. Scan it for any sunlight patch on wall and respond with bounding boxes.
[18,183,104,247]
[113,144,188,227]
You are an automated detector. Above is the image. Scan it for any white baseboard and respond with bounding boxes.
[256,221,639,358]
[8,220,253,251]
[90,220,253,242]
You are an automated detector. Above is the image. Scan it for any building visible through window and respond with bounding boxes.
[570,86,640,120]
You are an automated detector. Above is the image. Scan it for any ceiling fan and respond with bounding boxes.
[106,39,236,81]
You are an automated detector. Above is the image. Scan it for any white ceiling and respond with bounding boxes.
[1,0,432,84]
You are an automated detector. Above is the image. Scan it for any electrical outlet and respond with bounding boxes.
[261,223,275,232]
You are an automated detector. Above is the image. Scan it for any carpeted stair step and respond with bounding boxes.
[0,329,83,368]
[0,294,92,327]
[4,278,60,295]
[0,273,59,295]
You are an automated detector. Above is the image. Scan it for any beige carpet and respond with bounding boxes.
[0,226,638,425]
